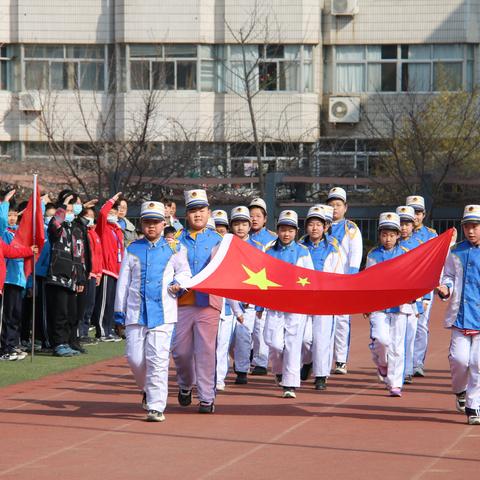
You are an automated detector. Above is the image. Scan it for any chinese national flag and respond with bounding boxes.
[12,189,45,278]
[183,229,454,315]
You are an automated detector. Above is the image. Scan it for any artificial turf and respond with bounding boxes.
[0,340,125,388]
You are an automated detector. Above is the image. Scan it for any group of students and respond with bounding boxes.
[113,186,480,427]
[0,188,180,361]
[1,183,479,427]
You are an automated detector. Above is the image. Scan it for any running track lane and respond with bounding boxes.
[0,303,479,480]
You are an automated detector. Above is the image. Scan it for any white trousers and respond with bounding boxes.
[233,307,256,373]
[369,311,408,389]
[252,310,270,368]
[413,297,433,368]
[404,313,418,376]
[334,314,351,363]
[125,323,174,413]
[312,315,336,377]
[216,313,236,388]
[449,328,480,411]
[264,310,306,388]
[301,316,313,365]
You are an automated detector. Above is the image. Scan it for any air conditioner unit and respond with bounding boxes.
[332,0,358,15]
[19,93,42,112]
[328,96,360,123]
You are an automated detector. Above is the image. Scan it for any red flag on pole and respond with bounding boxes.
[183,229,454,315]
[12,185,45,278]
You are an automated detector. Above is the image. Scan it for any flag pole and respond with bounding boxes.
[31,174,38,362]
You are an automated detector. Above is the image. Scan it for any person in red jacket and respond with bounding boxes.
[1,239,37,360]
[78,206,103,343]
[91,193,124,342]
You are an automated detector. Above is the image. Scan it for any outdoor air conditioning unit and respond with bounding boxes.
[332,0,359,15]
[19,93,42,112]
[328,96,360,123]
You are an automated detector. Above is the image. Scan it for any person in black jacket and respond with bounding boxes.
[46,192,89,357]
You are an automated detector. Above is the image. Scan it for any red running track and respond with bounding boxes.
[0,302,479,480]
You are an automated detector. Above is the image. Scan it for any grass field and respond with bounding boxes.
[0,340,125,388]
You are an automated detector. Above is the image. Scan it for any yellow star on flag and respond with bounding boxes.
[297,277,311,287]
[242,265,282,290]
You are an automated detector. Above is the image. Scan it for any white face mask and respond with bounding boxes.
[107,214,118,224]
[84,217,94,227]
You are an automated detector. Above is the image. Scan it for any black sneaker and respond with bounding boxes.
[404,375,413,384]
[334,362,347,375]
[235,372,248,384]
[70,343,87,354]
[142,391,148,411]
[314,376,327,391]
[300,363,313,381]
[198,402,215,414]
[178,388,192,407]
[251,366,268,375]
[80,336,98,345]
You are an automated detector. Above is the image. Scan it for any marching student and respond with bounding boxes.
[91,193,124,342]
[300,205,344,390]
[327,187,363,375]
[229,206,263,385]
[248,198,277,375]
[406,195,437,378]
[115,201,191,422]
[173,189,224,413]
[264,210,314,398]
[397,205,423,384]
[366,212,413,397]
[437,205,480,425]
[212,210,229,237]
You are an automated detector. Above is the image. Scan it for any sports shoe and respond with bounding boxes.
[413,366,425,377]
[467,415,480,425]
[100,336,115,343]
[235,372,248,385]
[456,391,466,413]
[146,410,165,422]
[13,348,28,360]
[198,402,215,413]
[70,343,87,354]
[300,363,313,381]
[53,344,75,357]
[275,374,283,386]
[314,376,327,391]
[404,375,413,384]
[334,362,347,375]
[80,336,98,345]
[251,366,268,376]
[0,352,17,361]
[142,391,148,411]
[178,388,192,407]
[390,387,402,397]
[110,333,123,343]
[216,383,225,391]
[282,387,296,399]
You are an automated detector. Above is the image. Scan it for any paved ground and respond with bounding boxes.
[1,302,479,480]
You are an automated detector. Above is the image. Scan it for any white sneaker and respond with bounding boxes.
[146,410,165,422]
[282,388,296,399]
[334,362,347,375]
[468,415,480,425]
[216,384,225,391]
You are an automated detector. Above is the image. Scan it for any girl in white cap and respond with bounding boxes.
[365,212,413,397]
[437,205,480,425]
[264,210,314,398]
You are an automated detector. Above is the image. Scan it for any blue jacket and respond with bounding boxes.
[250,227,277,247]
[412,225,437,244]
[300,234,338,272]
[176,228,222,308]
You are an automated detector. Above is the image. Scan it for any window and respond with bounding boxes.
[0,46,12,90]
[329,44,474,93]
[129,44,197,90]
[24,45,106,91]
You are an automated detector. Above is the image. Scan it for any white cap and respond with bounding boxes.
[140,201,165,220]
[212,209,229,226]
[396,205,415,222]
[184,189,209,210]
[378,212,401,231]
[230,206,251,223]
[306,205,327,222]
[206,216,216,230]
[249,198,268,213]
[462,205,480,224]
[277,210,298,228]
[327,187,347,203]
[406,195,425,211]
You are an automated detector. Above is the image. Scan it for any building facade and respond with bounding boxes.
[0,0,478,192]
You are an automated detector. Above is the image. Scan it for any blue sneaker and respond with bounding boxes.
[54,344,75,357]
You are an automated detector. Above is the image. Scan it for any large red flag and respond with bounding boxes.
[12,188,45,278]
[183,229,453,315]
